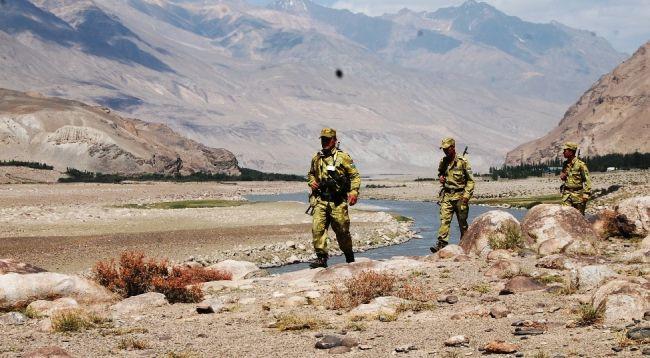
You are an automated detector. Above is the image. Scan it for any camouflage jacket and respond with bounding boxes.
[438,155,475,200]
[562,157,592,197]
[307,148,361,197]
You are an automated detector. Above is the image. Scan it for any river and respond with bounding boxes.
[246,192,526,274]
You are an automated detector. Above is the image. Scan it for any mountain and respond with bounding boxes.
[0,88,240,175]
[0,0,626,174]
[505,42,650,165]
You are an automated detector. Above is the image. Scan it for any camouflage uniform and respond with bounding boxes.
[307,129,361,264]
[435,138,475,250]
[560,142,591,214]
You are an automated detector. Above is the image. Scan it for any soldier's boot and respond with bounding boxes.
[344,251,355,263]
[309,253,328,269]
[429,240,448,254]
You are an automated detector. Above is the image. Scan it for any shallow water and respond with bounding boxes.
[246,192,526,274]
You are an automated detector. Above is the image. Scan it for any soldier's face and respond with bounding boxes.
[321,137,336,150]
[563,149,574,159]
[443,146,455,157]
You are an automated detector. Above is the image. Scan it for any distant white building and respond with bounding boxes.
[606,167,617,172]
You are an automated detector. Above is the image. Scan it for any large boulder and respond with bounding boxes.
[0,273,114,309]
[313,257,425,283]
[348,296,408,318]
[521,204,599,256]
[0,259,47,275]
[26,298,79,317]
[535,254,577,271]
[592,279,650,328]
[615,196,650,236]
[208,260,256,280]
[460,211,520,256]
[571,265,618,291]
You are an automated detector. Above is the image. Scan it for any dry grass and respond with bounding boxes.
[488,222,523,250]
[555,280,578,295]
[273,313,327,331]
[166,351,198,358]
[93,251,231,303]
[51,310,91,332]
[118,337,150,350]
[101,327,149,337]
[344,321,367,332]
[537,274,564,284]
[327,270,396,310]
[575,304,604,326]
[395,282,437,303]
[471,283,491,294]
[532,351,550,358]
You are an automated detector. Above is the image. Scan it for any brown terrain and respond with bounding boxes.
[506,41,650,165]
[0,88,239,176]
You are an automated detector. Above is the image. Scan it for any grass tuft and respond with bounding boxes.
[118,199,246,210]
[273,313,327,331]
[51,310,91,332]
[118,337,150,350]
[575,304,604,326]
[487,222,523,250]
[327,271,396,310]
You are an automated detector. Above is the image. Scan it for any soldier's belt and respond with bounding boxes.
[442,187,465,193]
[563,187,583,192]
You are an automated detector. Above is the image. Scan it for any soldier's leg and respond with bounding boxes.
[330,201,354,262]
[569,192,586,215]
[311,201,330,255]
[455,199,469,239]
[436,198,454,244]
[560,193,572,207]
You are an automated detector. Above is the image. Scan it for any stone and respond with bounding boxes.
[615,196,650,236]
[26,297,79,317]
[571,265,618,291]
[349,296,408,317]
[490,304,510,318]
[436,244,465,259]
[535,254,577,271]
[643,347,650,355]
[196,298,225,314]
[484,260,520,279]
[316,335,342,349]
[329,346,351,354]
[500,276,545,294]
[460,210,521,256]
[486,249,513,262]
[451,305,490,320]
[589,209,635,238]
[513,327,545,335]
[243,269,270,279]
[592,279,650,328]
[314,258,424,282]
[483,341,518,354]
[340,337,359,347]
[0,259,47,275]
[358,344,372,350]
[110,292,168,317]
[208,260,258,280]
[304,291,321,300]
[445,295,459,304]
[0,311,27,325]
[395,345,417,353]
[23,347,73,358]
[285,296,309,307]
[627,327,650,340]
[645,311,650,321]
[444,335,469,347]
[641,235,650,250]
[520,204,599,256]
[620,249,650,264]
[563,239,598,256]
[0,272,114,310]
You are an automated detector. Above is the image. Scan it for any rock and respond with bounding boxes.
[615,196,650,236]
[444,335,469,347]
[314,258,425,282]
[26,297,79,317]
[349,296,408,317]
[500,276,545,294]
[645,311,650,321]
[535,254,577,271]
[484,260,520,279]
[451,305,490,320]
[520,204,599,256]
[208,260,258,280]
[453,254,471,262]
[563,239,598,255]
[486,249,513,262]
[196,298,225,314]
[483,341,518,354]
[627,327,650,340]
[285,296,309,307]
[0,259,47,275]
[571,265,618,291]
[0,272,114,310]
[460,211,521,256]
[642,235,650,250]
[23,347,73,358]
[490,304,511,318]
[589,209,635,238]
[445,295,459,304]
[513,327,545,335]
[329,346,351,354]
[642,347,650,355]
[621,249,650,264]
[436,244,465,259]
[304,291,321,300]
[395,345,417,353]
[358,344,372,350]
[110,292,168,317]
[243,269,270,279]
[340,337,359,347]
[315,335,342,349]
[202,279,256,293]
[592,279,650,328]
[0,311,27,325]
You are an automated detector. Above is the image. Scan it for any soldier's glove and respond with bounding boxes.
[310,181,319,190]
[460,197,469,205]
[348,194,358,206]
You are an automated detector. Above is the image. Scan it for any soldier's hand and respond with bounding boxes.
[560,172,567,181]
[348,194,358,206]
[439,176,446,184]
[460,197,469,205]
[310,181,319,190]
[582,196,589,203]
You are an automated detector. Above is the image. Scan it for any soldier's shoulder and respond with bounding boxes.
[337,150,354,161]
[575,158,588,166]
[458,155,471,165]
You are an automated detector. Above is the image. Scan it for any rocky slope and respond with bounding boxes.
[0,88,240,175]
[0,0,626,173]
[506,41,650,165]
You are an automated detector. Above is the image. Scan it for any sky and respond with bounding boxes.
[249,0,650,54]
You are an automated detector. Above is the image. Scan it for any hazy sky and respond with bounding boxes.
[249,0,650,54]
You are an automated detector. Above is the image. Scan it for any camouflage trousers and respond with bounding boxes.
[561,191,587,215]
[437,192,469,243]
[312,198,353,255]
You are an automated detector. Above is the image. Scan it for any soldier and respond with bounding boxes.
[431,137,475,253]
[307,128,361,268]
[560,142,591,214]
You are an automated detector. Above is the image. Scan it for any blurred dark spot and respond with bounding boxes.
[335,69,343,79]
[417,30,424,37]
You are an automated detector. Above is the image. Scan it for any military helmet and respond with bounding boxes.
[563,142,578,151]
[440,137,455,149]
[320,127,337,138]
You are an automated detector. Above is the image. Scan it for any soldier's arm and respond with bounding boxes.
[581,162,592,200]
[463,159,475,200]
[341,153,361,197]
[307,156,318,188]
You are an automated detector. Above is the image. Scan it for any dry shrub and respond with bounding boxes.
[93,251,231,303]
[118,337,150,350]
[51,309,91,332]
[327,270,396,310]
[273,313,326,331]
[488,222,523,250]
[575,303,604,326]
[395,282,437,302]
